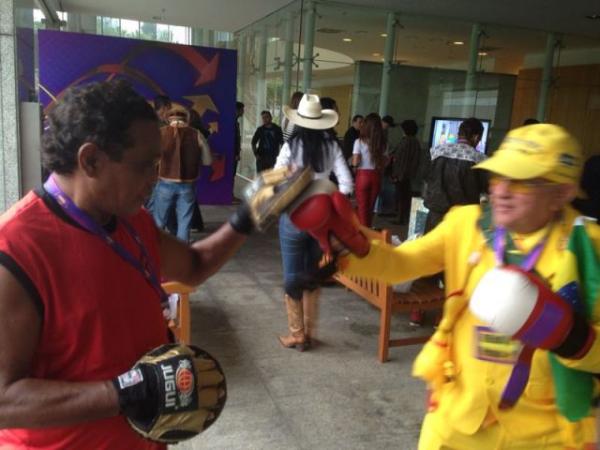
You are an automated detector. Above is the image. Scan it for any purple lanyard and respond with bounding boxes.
[493,227,547,271]
[44,175,169,311]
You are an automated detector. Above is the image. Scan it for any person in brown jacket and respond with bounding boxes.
[153,105,210,242]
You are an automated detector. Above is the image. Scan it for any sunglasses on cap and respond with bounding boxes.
[489,175,559,195]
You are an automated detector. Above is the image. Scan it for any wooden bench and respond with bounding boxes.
[161,281,194,344]
[332,228,445,362]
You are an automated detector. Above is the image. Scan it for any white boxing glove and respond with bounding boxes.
[470,265,593,357]
[470,267,539,335]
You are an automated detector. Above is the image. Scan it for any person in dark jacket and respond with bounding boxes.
[391,119,422,225]
[252,110,283,173]
[413,118,487,327]
[572,154,600,220]
[423,117,488,232]
[342,115,364,161]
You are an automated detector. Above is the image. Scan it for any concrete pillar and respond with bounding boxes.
[203,29,215,47]
[237,33,247,105]
[378,12,398,116]
[235,33,247,176]
[225,33,234,49]
[282,10,295,109]
[537,32,560,122]
[465,23,483,93]
[301,1,316,92]
[256,27,268,122]
[0,0,22,210]
[140,21,157,40]
[192,28,203,46]
[65,12,97,34]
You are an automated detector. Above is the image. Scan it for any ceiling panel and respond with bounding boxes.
[61,0,600,39]
[339,0,600,40]
[60,0,293,31]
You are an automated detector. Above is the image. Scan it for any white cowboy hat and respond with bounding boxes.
[283,94,338,130]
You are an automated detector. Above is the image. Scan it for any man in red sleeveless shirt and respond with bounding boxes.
[0,81,277,449]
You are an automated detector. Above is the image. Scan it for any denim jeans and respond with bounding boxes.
[279,214,323,300]
[152,180,196,242]
[147,184,179,235]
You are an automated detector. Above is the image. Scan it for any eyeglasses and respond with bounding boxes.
[489,176,558,195]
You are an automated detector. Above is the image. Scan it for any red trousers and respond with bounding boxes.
[355,169,381,227]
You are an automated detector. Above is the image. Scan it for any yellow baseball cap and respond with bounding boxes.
[474,124,582,184]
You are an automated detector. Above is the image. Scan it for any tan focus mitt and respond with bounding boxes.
[243,166,314,231]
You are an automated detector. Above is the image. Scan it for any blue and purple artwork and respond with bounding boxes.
[38,30,237,204]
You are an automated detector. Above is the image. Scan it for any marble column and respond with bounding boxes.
[378,12,399,116]
[301,1,316,92]
[0,0,22,211]
[537,32,560,122]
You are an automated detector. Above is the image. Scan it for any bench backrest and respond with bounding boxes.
[333,227,392,309]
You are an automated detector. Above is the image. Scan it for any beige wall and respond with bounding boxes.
[512,65,600,157]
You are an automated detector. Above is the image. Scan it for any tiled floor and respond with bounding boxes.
[174,205,430,450]
[173,202,600,449]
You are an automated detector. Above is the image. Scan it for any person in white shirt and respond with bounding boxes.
[274,94,353,350]
[352,113,387,227]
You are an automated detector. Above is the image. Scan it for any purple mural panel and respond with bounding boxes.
[38,29,237,205]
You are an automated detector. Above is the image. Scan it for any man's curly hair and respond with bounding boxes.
[42,80,158,174]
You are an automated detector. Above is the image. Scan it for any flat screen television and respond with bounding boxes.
[429,117,491,154]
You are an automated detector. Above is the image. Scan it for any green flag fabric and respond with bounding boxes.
[549,216,600,422]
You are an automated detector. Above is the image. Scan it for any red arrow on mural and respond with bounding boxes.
[210,154,225,182]
[166,45,220,86]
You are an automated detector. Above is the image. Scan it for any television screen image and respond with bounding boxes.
[429,117,491,154]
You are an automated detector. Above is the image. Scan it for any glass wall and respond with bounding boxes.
[234,0,600,183]
[311,4,385,135]
[235,2,303,179]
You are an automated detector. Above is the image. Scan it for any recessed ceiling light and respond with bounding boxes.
[317,28,344,34]
[380,33,387,38]
[452,41,464,45]
[478,51,488,56]
[269,37,280,42]
[372,52,381,56]
[343,38,352,42]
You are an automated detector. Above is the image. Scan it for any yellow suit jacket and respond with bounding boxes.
[343,204,600,445]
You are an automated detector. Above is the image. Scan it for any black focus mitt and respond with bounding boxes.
[112,343,226,444]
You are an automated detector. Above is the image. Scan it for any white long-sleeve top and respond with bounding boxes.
[274,138,353,195]
[352,139,376,169]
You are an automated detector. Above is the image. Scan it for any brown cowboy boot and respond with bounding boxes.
[302,288,320,345]
[278,295,307,351]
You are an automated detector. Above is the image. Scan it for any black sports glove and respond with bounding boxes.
[228,203,254,235]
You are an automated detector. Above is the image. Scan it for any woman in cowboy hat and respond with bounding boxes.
[274,93,353,351]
